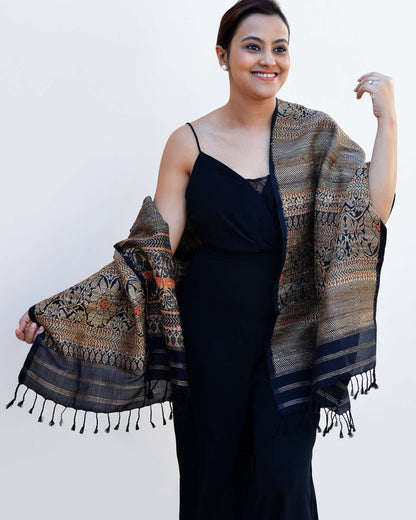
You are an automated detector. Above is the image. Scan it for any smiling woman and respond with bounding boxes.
[7,1,397,520]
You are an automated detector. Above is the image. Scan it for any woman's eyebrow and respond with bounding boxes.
[240,36,288,44]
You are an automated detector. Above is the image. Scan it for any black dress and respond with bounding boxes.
[173,123,320,520]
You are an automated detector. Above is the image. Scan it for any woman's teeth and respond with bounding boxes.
[252,72,276,78]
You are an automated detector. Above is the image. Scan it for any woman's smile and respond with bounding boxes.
[251,71,278,81]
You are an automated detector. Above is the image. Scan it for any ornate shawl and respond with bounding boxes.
[7,98,392,438]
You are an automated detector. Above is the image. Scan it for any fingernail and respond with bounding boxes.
[39,327,44,332]
[30,323,36,328]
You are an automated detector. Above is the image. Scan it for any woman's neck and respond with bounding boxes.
[221,94,276,129]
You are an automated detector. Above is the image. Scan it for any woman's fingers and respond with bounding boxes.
[24,322,38,344]
[15,311,44,343]
[354,72,395,119]
[17,311,31,334]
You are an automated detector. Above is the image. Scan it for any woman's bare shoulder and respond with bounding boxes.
[161,108,223,174]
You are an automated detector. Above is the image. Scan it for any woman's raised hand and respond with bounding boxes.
[15,311,44,344]
[354,72,396,122]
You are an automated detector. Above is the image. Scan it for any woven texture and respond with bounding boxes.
[8,98,390,437]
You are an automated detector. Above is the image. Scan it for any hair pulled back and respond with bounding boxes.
[217,0,290,56]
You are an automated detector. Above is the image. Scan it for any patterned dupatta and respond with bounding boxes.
[7,98,392,437]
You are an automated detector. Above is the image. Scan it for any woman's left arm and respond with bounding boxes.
[354,72,397,224]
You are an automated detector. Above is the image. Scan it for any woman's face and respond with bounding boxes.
[223,13,290,100]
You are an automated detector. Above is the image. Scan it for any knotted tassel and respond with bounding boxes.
[59,407,67,426]
[114,411,121,430]
[135,409,141,430]
[372,368,379,389]
[94,413,99,434]
[29,393,38,414]
[6,383,21,409]
[360,373,365,394]
[161,403,166,426]
[49,403,57,426]
[339,414,344,438]
[149,405,156,428]
[368,367,379,390]
[71,410,78,431]
[363,372,369,394]
[105,413,111,433]
[126,410,131,432]
[17,387,29,408]
[322,408,330,436]
[348,410,356,433]
[350,376,356,397]
[169,401,173,421]
[79,411,87,434]
[38,398,46,423]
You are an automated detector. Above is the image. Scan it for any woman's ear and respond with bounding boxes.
[215,45,228,70]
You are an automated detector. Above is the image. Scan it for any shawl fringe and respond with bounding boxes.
[6,365,378,438]
[6,383,173,434]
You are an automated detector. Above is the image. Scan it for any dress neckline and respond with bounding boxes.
[197,151,270,182]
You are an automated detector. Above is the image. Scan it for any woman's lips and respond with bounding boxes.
[251,72,278,81]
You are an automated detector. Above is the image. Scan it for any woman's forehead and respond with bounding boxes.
[234,13,289,41]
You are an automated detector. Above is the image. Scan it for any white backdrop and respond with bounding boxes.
[1,1,413,519]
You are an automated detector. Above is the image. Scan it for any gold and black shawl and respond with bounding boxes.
[7,98,393,437]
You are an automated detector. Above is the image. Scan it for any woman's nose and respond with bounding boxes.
[259,49,275,66]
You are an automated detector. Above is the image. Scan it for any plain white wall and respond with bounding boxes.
[1,1,413,519]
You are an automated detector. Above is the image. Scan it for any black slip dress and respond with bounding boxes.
[172,122,320,520]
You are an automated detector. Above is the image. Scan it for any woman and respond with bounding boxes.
[13,1,397,519]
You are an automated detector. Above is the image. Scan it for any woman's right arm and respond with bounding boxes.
[15,125,195,344]
[153,124,195,254]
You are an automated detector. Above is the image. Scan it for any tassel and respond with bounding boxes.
[135,409,141,430]
[353,384,360,399]
[369,367,379,389]
[94,413,99,434]
[105,413,111,433]
[49,403,57,426]
[29,393,38,414]
[339,415,344,438]
[347,413,354,437]
[79,411,87,434]
[372,368,379,389]
[38,398,46,423]
[322,407,330,436]
[126,410,131,432]
[114,411,121,430]
[349,410,356,433]
[169,401,173,420]
[71,410,78,431]
[350,376,356,397]
[364,372,369,394]
[360,373,365,394]
[17,387,29,408]
[149,405,156,428]
[6,383,21,409]
[59,407,67,426]
[327,410,335,434]
[161,403,166,425]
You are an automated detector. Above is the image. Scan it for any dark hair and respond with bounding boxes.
[216,0,290,55]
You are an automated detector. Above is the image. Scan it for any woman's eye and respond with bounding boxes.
[274,46,287,53]
[246,44,260,51]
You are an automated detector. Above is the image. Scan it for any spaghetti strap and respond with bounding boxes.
[186,122,201,153]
